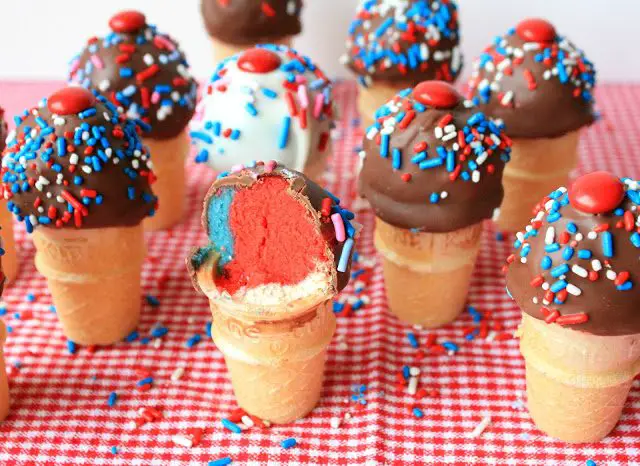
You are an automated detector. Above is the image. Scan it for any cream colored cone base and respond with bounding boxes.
[0,322,8,421]
[374,218,482,327]
[497,130,580,233]
[211,37,293,64]
[0,201,19,283]
[519,313,640,443]
[143,132,189,231]
[357,83,404,128]
[33,226,145,345]
[210,299,335,424]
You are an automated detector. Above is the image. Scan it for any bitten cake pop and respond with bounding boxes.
[0,108,18,282]
[191,45,335,182]
[342,0,463,126]
[506,172,640,443]
[1,87,157,345]
[359,81,511,326]
[201,0,303,62]
[188,161,357,423]
[466,18,597,232]
[69,10,198,231]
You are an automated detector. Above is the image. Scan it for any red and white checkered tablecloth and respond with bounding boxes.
[1,80,640,466]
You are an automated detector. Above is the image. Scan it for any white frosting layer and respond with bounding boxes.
[191,44,335,173]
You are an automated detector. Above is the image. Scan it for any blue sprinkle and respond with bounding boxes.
[206,321,212,338]
[550,280,567,293]
[380,134,390,158]
[577,249,592,259]
[402,365,410,380]
[281,438,297,449]
[108,392,118,407]
[186,334,202,348]
[540,256,552,270]
[125,331,139,343]
[618,281,633,291]
[631,232,640,248]
[146,295,160,307]
[562,247,574,260]
[392,148,401,169]
[137,377,153,386]
[67,340,77,354]
[429,193,440,204]
[545,243,561,253]
[333,301,345,313]
[442,341,459,352]
[221,418,242,434]
[337,238,354,273]
[601,231,613,258]
[111,446,118,455]
[26,293,36,302]
[278,116,291,149]
[413,407,424,418]
[209,458,232,466]
[151,327,168,338]
[407,332,419,348]
[551,264,569,278]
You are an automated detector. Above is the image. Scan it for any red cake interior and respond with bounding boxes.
[215,177,328,295]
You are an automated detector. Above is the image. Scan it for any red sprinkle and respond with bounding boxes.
[556,313,589,325]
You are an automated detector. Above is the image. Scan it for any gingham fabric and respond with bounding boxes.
[0,81,639,466]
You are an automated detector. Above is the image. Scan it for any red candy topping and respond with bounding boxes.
[47,87,96,116]
[237,48,281,74]
[515,18,557,43]
[568,171,625,214]
[109,10,147,34]
[413,81,461,109]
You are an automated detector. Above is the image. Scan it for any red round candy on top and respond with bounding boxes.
[237,48,281,74]
[47,87,96,116]
[568,171,625,214]
[109,10,147,33]
[515,18,556,43]
[413,81,461,109]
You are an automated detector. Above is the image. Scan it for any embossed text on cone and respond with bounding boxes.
[210,298,335,424]
[519,313,640,443]
[375,218,482,327]
[33,226,145,345]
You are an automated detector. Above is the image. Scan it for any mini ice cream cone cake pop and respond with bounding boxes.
[342,0,463,127]
[201,0,303,62]
[506,172,640,443]
[190,45,335,183]
[188,161,357,423]
[359,81,511,327]
[0,108,18,282]
[466,18,597,233]
[69,10,198,231]
[1,87,157,345]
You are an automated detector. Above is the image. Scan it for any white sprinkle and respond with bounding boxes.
[143,53,155,66]
[541,282,550,290]
[545,227,555,245]
[408,376,418,395]
[172,435,193,448]
[587,231,598,240]
[444,124,456,134]
[592,260,602,272]
[153,338,161,349]
[606,270,617,280]
[523,42,541,52]
[409,367,421,377]
[501,91,514,106]
[566,284,582,296]
[434,127,444,139]
[171,366,185,382]
[472,170,481,183]
[330,417,342,429]
[469,416,492,438]
[571,265,588,278]
[241,415,255,428]
[575,233,584,242]
[532,297,539,304]
[440,191,448,199]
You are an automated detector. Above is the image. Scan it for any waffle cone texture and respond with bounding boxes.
[33,226,145,346]
[519,313,640,443]
[374,218,482,327]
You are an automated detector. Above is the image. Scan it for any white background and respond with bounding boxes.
[0,0,638,82]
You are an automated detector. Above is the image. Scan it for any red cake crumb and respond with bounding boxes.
[215,177,327,294]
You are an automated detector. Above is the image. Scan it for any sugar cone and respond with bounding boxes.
[518,313,640,443]
[143,131,189,231]
[194,254,336,424]
[33,226,145,345]
[497,130,580,233]
[0,321,8,422]
[374,218,482,327]
[0,201,18,283]
[211,37,293,64]
[357,83,406,128]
